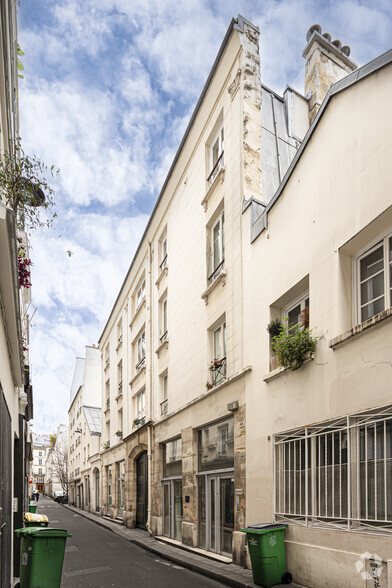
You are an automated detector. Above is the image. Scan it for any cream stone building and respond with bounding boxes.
[96,13,392,586]
[68,346,101,511]
[31,433,50,494]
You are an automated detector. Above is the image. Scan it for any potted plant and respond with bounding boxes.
[271,319,317,371]
[210,357,223,371]
[102,441,110,450]
[115,430,123,438]
[267,319,284,370]
[206,381,213,390]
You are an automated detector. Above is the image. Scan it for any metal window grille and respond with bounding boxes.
[274,404,392,533]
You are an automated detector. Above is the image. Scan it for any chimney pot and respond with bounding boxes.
[332,39,342,50]
[341,45,351,56]
[306,24,322,42]
[322,32,331,42]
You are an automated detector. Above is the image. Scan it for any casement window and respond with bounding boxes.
[274,404,392,533]
[136,280,146,309]
[161,298,168,343]
[136,389,146,419]
[161,374,168,416]
[207,212,225,283]
[160,235,168,271]
[117,319,123,345]
[207,125,224,185]
[105,345,110,368]
[136,331,146,369]
[211,322,226,384]
[117,361,123,395]
[355,233,392,323]
[283,292,309,333]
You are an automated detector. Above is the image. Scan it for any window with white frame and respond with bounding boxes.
[117,319,123,345]
[105,344,110,368]
[136,389,146,420]
[136,331,146,369]
[283,292,309,333]
[161,373,168,416]
[160,298,168,342]
[207,212,225,283]
[211,321,226,384]
[117,361,123,395]
[355,233,392,324]
[160,234,168,271]
[207,125,224,185]
[136,279,146,310]
[274,404,392,532]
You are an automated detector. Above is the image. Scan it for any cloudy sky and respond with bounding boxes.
[18,0,392,433]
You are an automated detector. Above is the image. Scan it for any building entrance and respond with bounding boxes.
[163,479,183,540]
[198,473,234,555]
[136,452,148,529]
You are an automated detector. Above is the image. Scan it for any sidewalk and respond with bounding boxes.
[63,503,304,588]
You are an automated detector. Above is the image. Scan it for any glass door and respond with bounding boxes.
[198,474,234,555]
[116,461,125,519]
[163,479,183,541]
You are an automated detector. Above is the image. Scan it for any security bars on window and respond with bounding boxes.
[274,404,392,533]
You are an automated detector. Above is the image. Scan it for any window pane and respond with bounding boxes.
[360,272,384,305]
[360,245,383,281]
[163,439,182,477]
[214,328,221,358]
[212,137,220,167]
[198,419,234,472]
[288,304,301,330]
[361,297,384,322]
[213,221,221,268]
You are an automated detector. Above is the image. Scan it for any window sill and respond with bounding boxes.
[201,166,225,211]
[130,298,146,329]
[155,266,168,289]
[263,357,314,382]
[155,339,169,357]
[129,366,146,388]
[329,308,392,349]
[201,269,227,305]
[116,339,123,352]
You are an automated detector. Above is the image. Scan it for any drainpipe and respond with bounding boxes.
[147,241,153,533]
[270,94,282,183]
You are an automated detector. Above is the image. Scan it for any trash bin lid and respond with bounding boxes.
[24,513,49,523]
[15,527,71,538]
[242,523,288,532]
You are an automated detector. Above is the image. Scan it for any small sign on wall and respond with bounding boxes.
[13,498,18,512]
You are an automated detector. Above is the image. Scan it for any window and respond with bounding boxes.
[212,322,226,384]
[118,408,123,432]
[356,234,392,323]
[198,418,234,472]
[160,235,168,271]
[274,404,392,532]
[283,292,309,333]
[105,379,110,410]
[117,319,123,345]
[136,389,146,420]
[161,374,168,416]
[208,212,225,283]
[39,451,42,456]
[163,438,182,477]
[117,361,123,395]
[136,280,146,310]
[136,331,146,369]
[39,459,42,465]
[105,344,110,368]
[160,298,168,343]
[38,468,42,475]
[207,125,224,185]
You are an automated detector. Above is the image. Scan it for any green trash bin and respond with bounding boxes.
[28,504,37,514]
[242,523,292,587]
[24,513,49,527]
[14,527,72,588]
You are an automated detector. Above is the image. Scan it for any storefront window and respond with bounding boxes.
[198,418,234,471]
[163,438,182,477]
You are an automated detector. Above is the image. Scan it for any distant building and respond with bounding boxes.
[68,346,102,511]
[31,433,50,494]
[45,424,68,496]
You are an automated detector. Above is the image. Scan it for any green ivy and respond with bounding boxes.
[271,319,317,371]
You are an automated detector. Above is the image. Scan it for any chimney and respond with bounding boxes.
[303,24,357,124]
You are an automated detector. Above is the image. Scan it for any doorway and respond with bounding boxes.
[136,452,148,529]
[0,388,11,588]
[116,461,125,519]
[198,474,234,555]
[163,479,183,540]
[94,469,100,512]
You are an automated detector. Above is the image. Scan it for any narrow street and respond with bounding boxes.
[37,497,226,588]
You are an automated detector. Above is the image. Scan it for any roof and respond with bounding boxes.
[250,48,392,241]
[82,405,102,435]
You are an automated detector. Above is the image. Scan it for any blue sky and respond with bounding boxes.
[18,0,392,432]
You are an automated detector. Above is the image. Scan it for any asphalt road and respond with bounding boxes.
[38,497,225,588]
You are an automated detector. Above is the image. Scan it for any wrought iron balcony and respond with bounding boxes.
[160,399,168,416]
[210,356,227,386]
[135,355,146,372]
[208,259,225,284]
